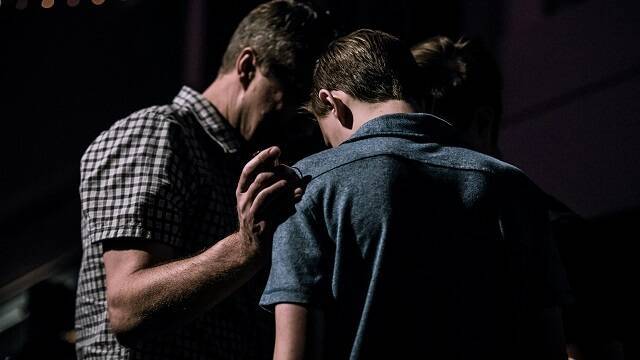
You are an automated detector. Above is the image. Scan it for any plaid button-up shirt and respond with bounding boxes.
[75,86,273,359]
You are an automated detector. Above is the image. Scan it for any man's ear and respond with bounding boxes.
[235,47,257,89]
[318,89,353,129]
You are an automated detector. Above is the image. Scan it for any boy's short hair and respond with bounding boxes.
[220,0,334,97]
[411,36,503,132]
[309,29,422,116]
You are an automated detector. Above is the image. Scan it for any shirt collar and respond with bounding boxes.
[172,86,244,154]
[342,112,456,145]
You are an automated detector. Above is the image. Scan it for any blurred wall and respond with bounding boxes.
[495,0,640,218]
[0,0,186,289]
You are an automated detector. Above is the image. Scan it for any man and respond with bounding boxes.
[259,29,568,359]
[75,1,333,359]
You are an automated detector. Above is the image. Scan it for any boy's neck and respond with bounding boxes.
[351,99,416,131]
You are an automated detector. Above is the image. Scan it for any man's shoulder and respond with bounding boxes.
[106,103,190,136]
[81,104,201,179]
[85,103,198,152]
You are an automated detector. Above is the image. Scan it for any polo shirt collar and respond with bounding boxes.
[342,112,456,145]
[173,86,244,154]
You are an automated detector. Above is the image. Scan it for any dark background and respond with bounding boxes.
[1,0,638,358]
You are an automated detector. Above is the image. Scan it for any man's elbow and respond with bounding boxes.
[107,295,142,347]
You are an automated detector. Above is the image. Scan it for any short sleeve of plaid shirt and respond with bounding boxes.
[80,107,196,248]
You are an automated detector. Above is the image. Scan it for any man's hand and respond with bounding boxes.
[236,146,303,246]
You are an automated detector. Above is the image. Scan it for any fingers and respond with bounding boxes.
[240,164,301,205]
[250,179,289,216]
[243,171,278,208]
[255,183,302,233]
[277,164,301,183]
[237,146,281,194]
[248,165,303,214]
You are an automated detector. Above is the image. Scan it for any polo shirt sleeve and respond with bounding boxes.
[260,197,331,311]
[79,109,195,248]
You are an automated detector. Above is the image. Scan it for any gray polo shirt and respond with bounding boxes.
[260,113,569,359]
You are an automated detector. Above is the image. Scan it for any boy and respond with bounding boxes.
[260,29,567,359]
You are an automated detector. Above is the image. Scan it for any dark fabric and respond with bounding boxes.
[260,113,569,359]
[75,87,273,359]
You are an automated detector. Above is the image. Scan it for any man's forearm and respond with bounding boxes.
[105,231,265,343]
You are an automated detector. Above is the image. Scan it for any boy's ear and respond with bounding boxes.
[318,89,336,115]
[318,89,353,129]
[236,47,257,89]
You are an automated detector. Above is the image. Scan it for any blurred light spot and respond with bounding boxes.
[67,0,80,7]
[91,0,105,5]
[16,0,28,10]
[41,0,54,9]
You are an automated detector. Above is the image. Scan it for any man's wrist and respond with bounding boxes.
[236,228,268,263]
